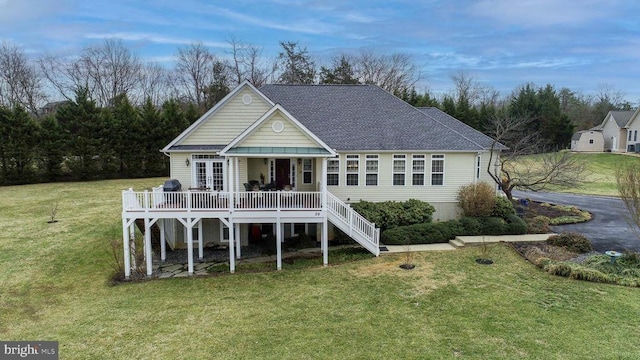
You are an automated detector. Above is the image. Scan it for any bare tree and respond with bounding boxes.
[226,37,273,87]
[39,39,142,107]
[354,50,420,95]
[616,162,640,240]
[0,41,46,114]
[174,42,218,109]
[485,114,588,200]
[139,62,171,107]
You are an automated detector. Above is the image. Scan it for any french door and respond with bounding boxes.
[192,156,226,190]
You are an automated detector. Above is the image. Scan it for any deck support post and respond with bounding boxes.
[276,220,282,270]
[144,217,153,277]
[322,219,328,266]
[186,218,194,275]
[228,219,235,273]
[197,219,204,262]
[122,218,131,280]
[235,223,241,259]
[159,219,166,262]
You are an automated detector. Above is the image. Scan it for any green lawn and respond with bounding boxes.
[516,152,640,196]
[2,179,640,359]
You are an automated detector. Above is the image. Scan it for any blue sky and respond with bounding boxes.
[1,0,639,103]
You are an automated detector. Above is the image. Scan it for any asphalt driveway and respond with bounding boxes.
[513,190,640,252]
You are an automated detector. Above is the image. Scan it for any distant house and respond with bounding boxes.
[571,129,604,152]
[600,110,640,152]
[121,81,504,278]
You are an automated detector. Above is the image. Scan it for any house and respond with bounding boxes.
[598,110,640,152]
[121,81,504,279]
[571,128,604,152]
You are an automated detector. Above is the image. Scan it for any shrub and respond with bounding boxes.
[459,216,482,235]
[492,196,516,218]
[480,217,507,235]
[457,182,496,218]
[505,214,528,234]
[621,251,640,267]
[547,232,593,253]
[526,216,550,234]
[351,199,434,231]
[381,220,462,245]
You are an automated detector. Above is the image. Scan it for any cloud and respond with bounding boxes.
[84,32,230,48]
[0,0,72,26]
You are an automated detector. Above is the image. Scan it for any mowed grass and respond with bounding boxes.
[2,179,640,359]
[513,152,640,196]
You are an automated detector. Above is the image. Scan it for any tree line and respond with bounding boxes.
[0,38,634,185]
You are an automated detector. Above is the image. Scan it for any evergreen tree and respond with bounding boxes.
[0,106,39,184]
[319,55,359,84]
[276,41,316,84]
[140,97,168,176]
[56,88,105,180]
[111,93,144,177]
[38,115,66,181]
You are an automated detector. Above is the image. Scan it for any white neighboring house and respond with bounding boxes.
[599,109,640,153]
[121,81,505,278]
[571,128,604,152]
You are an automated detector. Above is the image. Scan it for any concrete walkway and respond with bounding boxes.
[380,233,555,254]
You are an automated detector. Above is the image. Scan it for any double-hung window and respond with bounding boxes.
[393,154,406,186]
[302,159,313,184]
[365,155,379,186]
[412,155,425,185]
[327,158,340,186]
[431,154,444,186]
[346,154,359,186]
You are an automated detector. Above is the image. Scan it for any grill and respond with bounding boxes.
[163,179,182,192]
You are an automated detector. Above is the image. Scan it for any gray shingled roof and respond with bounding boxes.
[260,84,503,151]
[610,110,635,127]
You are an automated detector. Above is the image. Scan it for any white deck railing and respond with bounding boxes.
[122,188,322,212]
[326,192,380,256]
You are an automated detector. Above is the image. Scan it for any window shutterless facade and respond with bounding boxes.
[326,158,340,186]
[412,155,425,185]
[365,154,379,186]
[192,155,225,190]
[431,154,444,186]
[346,154,359,186]
[393,154,406,186]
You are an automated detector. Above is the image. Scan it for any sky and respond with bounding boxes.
[1,0,639,103]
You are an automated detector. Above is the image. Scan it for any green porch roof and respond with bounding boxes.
[225,146,332,155]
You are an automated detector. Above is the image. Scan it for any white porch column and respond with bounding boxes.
[159,219,166,263]
[321,157,328,209]
[122,218,131,279]
[144,217,153,277]
[235,157,240,197]
[197,219,204,261]
[186,218,194,275]
[322,219,329,266]
[228,158,235,210]
[235,223,241,259]
[276,220,282,270]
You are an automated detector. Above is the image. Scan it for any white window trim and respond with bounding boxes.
[475,154,481,181]
[191,154,226,191]
[431,154,445,186]
[327,157,340,186]
[302,158,313,184]
[365,154,379,186]
[393,154,406,186]
[411,154,426,186]
[346,154,360,186]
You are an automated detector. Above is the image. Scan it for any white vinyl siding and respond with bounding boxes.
[346,154,359,186]
[365,154,379,186]
[393,154,406,186]
[412,155,425,185]
[431,154,444,186]
[181,88,271,145]
[241,112,319,148]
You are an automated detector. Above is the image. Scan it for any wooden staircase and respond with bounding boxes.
[134,219,162,250]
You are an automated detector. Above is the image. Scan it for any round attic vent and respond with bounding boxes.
[242,94,252,105]
[272,120,285,133]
